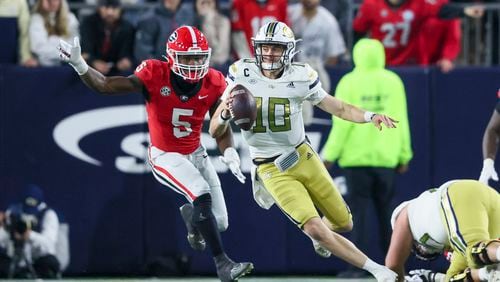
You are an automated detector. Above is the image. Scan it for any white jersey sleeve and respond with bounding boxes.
[303,63,327,105]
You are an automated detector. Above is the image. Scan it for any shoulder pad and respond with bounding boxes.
[206,68,226,87]
[291,62,307,67]
[243,58,257,64]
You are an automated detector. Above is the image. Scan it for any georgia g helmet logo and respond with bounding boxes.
[168,31,178,43]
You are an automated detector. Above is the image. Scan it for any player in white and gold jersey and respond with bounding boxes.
[388,180,500,282]
[210,21,399,282]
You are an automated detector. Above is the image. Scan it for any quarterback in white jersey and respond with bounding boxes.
[225,58,324,159]
[210,21,399,282]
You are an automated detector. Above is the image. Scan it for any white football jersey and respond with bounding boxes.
[407,180,457,251]
[224,59,327,159]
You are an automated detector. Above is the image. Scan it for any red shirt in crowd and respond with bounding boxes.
[418,0,461,66]
[231,0,288,52]
[353,0,446,65]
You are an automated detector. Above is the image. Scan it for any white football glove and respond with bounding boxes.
[220,147,246,184]
[58,37,88,75]
[407,269,445,282]
[372,266,398,282]
[479,158,498,184]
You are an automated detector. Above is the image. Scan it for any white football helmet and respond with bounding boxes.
[251,21,300,71]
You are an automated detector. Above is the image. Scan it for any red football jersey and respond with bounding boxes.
[353,0,444,65]
[134,59,226,154]
[418,18,461,65]
[231,0,288,52]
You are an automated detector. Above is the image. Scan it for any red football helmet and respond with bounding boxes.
[166,26,211,81]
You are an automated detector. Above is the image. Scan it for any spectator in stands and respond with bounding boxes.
[418,0,461,73]
[321,39,412,278]
[0,0,38,67]
[134,0,195,62]
[288,0,346,92]
[29,0,79,67]
[0,185,61,278]
[230,0,288,59]
[318,0,350,41]
[479,95,500,185]
[80,0,134,75]
[194,0,230,68]
[353,0,483,66]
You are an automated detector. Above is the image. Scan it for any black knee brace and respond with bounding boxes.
[192,193,214,223]
[449,268,473,282]
[471,239,499,267]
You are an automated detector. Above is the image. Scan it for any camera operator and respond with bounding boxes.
[0,184,61,278]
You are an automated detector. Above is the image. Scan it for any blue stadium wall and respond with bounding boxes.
[0,65,498,276]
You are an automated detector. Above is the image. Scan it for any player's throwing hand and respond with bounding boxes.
[371,114,398,131]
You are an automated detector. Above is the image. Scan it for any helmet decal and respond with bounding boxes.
[168,31,178,43]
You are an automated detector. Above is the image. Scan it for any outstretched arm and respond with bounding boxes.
[480,107,500,183]
[385,206,413,281]
[482,108,500,160]
[59,37,143,95]
[317,95,397,130]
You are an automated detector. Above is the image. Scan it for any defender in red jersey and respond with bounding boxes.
[58,26,253,282]
[353,0,483,66]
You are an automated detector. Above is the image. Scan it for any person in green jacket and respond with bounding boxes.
[321,38,413,278]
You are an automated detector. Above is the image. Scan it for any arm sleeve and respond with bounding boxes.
[440,19,461,61]
[393,76,413,164]
[352,1,372,33]
[320,76,354,162]
[305,64,327,105]
[134,18,158,62]
[18,0,32,63]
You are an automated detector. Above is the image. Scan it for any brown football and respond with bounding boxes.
[229,84,257,131]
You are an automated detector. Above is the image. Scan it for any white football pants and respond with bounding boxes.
[148,145,229,231]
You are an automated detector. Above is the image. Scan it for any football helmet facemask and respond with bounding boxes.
[412,241,443,261]
[251,21,300,71]
[166,26,211,81]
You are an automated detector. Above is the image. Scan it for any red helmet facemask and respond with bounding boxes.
[166,26,211,82]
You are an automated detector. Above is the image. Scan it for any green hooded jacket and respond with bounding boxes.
[320,39,413,167]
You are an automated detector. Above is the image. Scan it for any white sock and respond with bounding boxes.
[478,267,488,281]
[362,258,382,274]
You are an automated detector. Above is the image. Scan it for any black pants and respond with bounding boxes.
[0,253,60,278]
[343,167,396,256]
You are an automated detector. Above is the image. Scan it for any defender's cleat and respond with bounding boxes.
[313,240,331,258]
[180,203,206,251]
[216,260,254,282]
